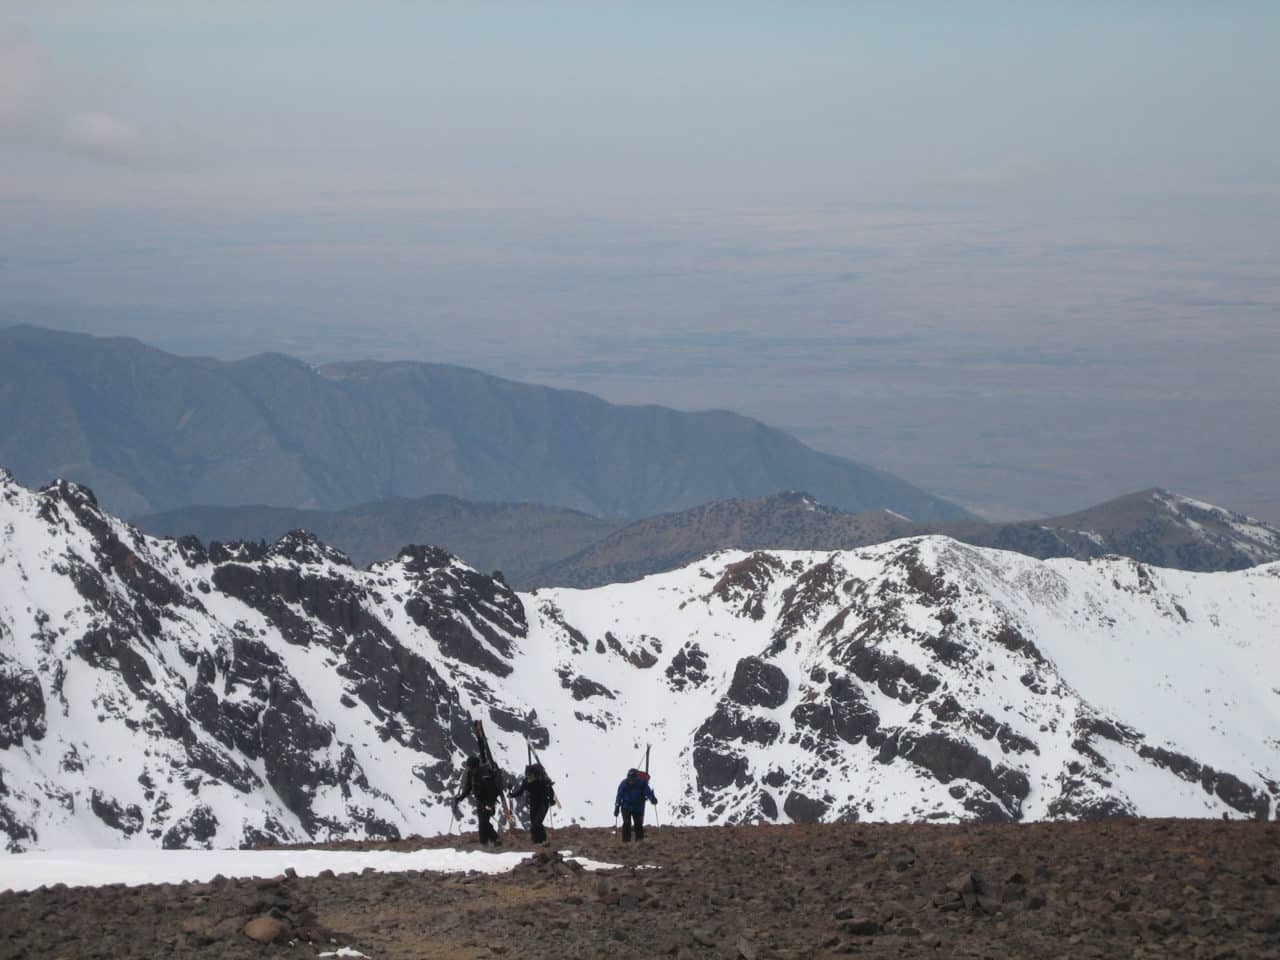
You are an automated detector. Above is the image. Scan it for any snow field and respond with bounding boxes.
[0,846,626,893]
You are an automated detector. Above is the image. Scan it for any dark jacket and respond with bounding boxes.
[616,775,656,813]
[511,776,556,808]
[454,765,502,806]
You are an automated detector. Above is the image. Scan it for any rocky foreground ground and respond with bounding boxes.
[2,820,1279,959]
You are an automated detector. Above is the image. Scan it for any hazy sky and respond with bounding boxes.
[2,3,1278,520]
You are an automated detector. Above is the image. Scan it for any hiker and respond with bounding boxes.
[614,767,657,842]
[510,763,557,845]
[452,755,503,846]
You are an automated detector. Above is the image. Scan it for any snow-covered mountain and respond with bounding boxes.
[948,487,1280,572]
[2,469,1277,852]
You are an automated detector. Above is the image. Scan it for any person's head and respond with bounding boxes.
[525,764,539,780]
[466,756,479,769]
[626,768,638,780]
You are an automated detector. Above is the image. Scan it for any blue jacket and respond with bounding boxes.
[616,775,656,813]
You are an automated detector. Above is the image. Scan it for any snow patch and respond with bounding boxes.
[0,847,626,893]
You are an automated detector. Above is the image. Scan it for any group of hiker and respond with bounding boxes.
[450,721,658,846]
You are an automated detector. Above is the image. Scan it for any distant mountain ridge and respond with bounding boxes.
[531,491,918,587]
[534,487,1280,587]
[140,495,623,581]
[940,487,1280,572]
[134,486,1280,590]
[0,325,967,522]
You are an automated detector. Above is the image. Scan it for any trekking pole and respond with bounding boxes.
[447,804,456,837]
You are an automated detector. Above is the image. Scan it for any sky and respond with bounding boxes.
[1,2,1278,521]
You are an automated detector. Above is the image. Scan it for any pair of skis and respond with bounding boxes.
[472,718,517,830]
[638,744,661,828]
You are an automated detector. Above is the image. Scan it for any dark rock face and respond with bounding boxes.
[727,657,789,709]
[697,706,781,748]
[90,790,144,837]
[162,805,220,849]
[604,631,659,669]
[784,790,830,823]
[558,670,615,701]
[895,545,960,605]
[711,553,784,619]
[488,706,550,749]
[827,676,881,744]
[258,681,339,830]
[665,642,709,691]
[758,790,778,820]
[693,745,749,794]
[834,639,940,704]
[398,545,527,652]
[1136,745,1272,820]
[0,791,36,852]
[0,655,46,749]
[1046,780,1135,821]
[896,732,1030,819]
[40,480,196,617]
[338,628,471,759]
[775,558,842,641]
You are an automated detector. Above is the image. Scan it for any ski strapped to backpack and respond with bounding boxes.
[526,739,561,807]
[638,744,659,827]
[473,718,517,829]
[634,743,651,784]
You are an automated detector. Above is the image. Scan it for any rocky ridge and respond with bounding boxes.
[1,469,1278,853]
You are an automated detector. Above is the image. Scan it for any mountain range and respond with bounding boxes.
[139,495,622,584]
[0,325,965,522]
[2,470,1276,852]
[138,486,1280,589]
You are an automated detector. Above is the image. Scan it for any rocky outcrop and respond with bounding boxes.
[0,653,45,750]
[665,642,709,691]
[726,657,789,709]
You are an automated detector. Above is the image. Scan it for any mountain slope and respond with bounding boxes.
[0,325,966,521]
[1,471,1277,853]
[534,491,917,587]
[537,488,1280,588]
[137,496,623,578]
[946,488,1280,571]
[136,487,1280,591]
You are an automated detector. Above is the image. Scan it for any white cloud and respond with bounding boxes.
[0,29,154,168]
[61,111,146,164]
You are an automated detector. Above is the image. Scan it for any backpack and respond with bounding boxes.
[474,764,501,804]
